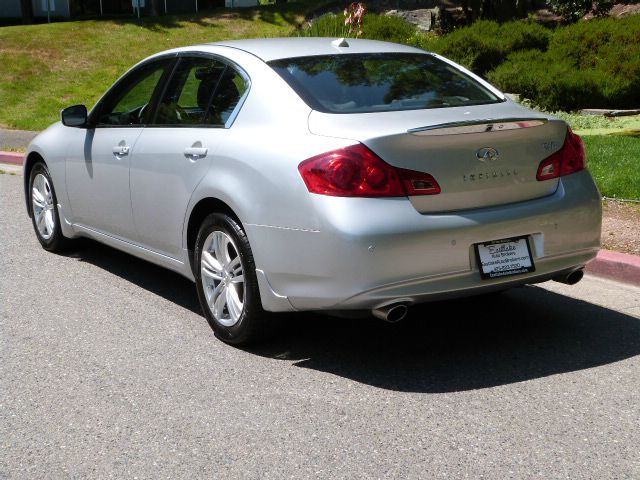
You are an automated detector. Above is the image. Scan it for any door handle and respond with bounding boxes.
[112,145,130,156]
[184,147,208,160]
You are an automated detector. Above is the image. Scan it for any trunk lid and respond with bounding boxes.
[308,103,567,213]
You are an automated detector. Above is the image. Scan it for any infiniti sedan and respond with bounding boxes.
[23,38,601,345]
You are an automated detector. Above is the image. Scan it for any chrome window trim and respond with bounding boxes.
[90,52,251,130]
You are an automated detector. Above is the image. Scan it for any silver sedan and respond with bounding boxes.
[23,38,601,345]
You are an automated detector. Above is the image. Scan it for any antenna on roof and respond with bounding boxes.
[331,38,350,48]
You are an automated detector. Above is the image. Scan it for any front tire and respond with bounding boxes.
[194,213,266,345]
[28,161,71,252]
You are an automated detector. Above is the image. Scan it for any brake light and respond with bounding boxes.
[298,144,440,197]
[536,128,586,181]
[399,169,441,196]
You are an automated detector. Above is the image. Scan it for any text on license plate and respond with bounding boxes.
[475,236,535,280]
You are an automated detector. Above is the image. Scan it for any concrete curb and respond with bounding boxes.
[586,250,640,286]
[0,151,24,166]
[579,108,640,117]
[2,150,639,287]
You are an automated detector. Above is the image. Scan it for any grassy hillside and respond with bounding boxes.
[2,6,638,199]
[0,7,308,130]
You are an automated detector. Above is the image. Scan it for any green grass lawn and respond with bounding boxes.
[583,134,640,200]
[0,5,320,131]
[554,111,640,136]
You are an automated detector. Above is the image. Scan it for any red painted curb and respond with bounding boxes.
[0,151,24,166]
[586,249,640,286]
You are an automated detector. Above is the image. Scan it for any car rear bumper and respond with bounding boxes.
[246,170,601,312]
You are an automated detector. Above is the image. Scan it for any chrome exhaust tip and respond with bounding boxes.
[372,303,409,323]
[553,269,584,285]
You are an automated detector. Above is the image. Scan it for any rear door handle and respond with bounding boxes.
[184,147,208,160]
[112,145,130,156]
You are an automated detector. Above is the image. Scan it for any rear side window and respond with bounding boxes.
[155,57,227,126]
[154,56,249,127]
[268,53,502,114]
[205,67,248,126]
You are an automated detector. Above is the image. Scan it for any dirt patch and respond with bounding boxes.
[602,200,640,256]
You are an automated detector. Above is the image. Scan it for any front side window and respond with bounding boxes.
[96,59,172,126]
[268,53,502,114]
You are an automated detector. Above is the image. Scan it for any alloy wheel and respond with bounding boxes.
[200,230,246,327]
[31,173,55,240]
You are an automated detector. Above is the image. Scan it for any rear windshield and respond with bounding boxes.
[268,53,502,114]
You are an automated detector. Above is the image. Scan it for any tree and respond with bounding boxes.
[21,0,34,24]
[149,0,159,16]
[461,0,534,23]
[548,0,614,23]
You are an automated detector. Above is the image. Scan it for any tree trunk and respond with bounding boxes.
[149,0,159,16]
[21,0,34,24]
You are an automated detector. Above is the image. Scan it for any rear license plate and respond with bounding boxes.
[474,236,535,280]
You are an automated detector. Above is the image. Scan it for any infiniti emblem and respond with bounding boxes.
[476,147,499,162]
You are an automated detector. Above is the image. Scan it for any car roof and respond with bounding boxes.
[205,37,426,62]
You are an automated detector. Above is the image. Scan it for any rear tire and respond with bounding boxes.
[28,161,72,252]
[194,212,266,345]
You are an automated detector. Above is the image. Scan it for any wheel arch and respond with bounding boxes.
[186,197,242,273]
[23,151,46,217]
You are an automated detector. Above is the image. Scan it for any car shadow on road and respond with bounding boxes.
[67,239,640,394]
[249,287,640,393]
[67,238,201,315]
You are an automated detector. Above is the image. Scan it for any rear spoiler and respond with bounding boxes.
[408,118,549,136]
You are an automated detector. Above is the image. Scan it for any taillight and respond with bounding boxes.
[536,128,586,181]
[298,144,440,197]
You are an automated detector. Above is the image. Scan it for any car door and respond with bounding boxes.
[130,55,249,258]
[65,57,174,240]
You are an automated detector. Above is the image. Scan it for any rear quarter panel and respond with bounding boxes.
[182,49,355,255]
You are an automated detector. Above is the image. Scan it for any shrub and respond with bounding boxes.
[486,50,543,100]
[489,57,608,111]
[360,13,417,44]
[488,15,640,110]
[297,12,416,44]
[418,20,551,76]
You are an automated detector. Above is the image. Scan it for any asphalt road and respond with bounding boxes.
[0,129,38,152]
[1,172,639,479]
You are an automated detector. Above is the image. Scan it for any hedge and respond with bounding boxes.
[417,20,551,76]
[487,15,640,110]
[298,12,640,111]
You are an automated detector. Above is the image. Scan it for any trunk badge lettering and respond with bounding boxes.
[463,169,518,182]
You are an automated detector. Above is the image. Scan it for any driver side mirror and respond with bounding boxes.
[61,104,88,128]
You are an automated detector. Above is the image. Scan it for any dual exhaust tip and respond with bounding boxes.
[371,268,584,322]
[372,303,409,323]
[553,268,584,285]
